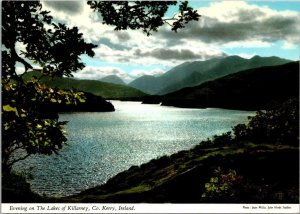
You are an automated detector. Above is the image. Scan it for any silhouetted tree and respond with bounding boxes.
[2,0,200,174]
[88,1,200,35]
[2,1,96,173]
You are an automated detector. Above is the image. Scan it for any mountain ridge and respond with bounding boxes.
[100,75,126,85]
[22,71,147,99]
[129,55,292,95]
[162,61,299,110]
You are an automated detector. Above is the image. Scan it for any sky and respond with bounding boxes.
[38,1,300,83]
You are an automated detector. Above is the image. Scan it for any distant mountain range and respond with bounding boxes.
[100,75,126,85]
[128,75,158,95]
[129,55,292,95]
[22,71,147,99]
[21,55,294,103]
[161,61,299,110]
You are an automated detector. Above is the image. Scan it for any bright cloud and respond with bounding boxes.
[41,1,299,81]
[73,66,133,82]
[129,69,165,78]
[158,2,300,46]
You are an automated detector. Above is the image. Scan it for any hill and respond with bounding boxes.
[3,95,299,203]
[129,55,291,95]
[60,98,298,203]
[42,91,115,114]
[22,71,147,99]
[100,75,126,85]
[161,61,299,110]
[128,75,158,95]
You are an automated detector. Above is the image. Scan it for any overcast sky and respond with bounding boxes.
[40,1,300,83]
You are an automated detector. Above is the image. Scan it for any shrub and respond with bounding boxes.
[202,167,243,200]
[233,98,299,145]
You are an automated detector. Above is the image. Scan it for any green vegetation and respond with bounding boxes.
[162,61,299,110]
[22,70,147,100]
[2,0,298,204]
[62,98,298,203]
[88,1,199,36]
[100,75,126,85]
[129,75,159,95]
[2,0,200,202]
[2,97,298,203]
[2,1,96,176]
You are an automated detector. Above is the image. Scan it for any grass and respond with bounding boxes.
[3,98,298,203]
[3,138,298,203]
[22,71,147,99]
[62,142,298,203]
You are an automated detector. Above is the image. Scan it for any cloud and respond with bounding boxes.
[137,47,226,61]
[282,41,298,50]
[73,66,133,83]
[157,2,300,46]
[43,1,84,14]
[71,66,168,83]
[115,32,131,42]
[38,1,299,80]
[93,44,226,67]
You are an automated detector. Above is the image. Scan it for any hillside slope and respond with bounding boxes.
[23,71,147,99]
[129,56,291,95]
[159,55,291,95]
[128,75,158,94]
[100,75,126,85]
[61,98,299,203]
[162,61,299,110]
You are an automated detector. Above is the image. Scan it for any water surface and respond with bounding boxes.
[14,101,254,196]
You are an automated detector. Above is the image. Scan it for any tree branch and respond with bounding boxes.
[7,153,31,169]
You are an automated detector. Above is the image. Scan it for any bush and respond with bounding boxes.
[202,167,243,200]
[233,98,299,145]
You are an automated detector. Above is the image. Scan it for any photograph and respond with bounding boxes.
[1,0,299,213]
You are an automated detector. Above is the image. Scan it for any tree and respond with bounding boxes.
[2,1,200,174]
[88,1,200,35]
[1,1,96,173]
[233,98,299,145]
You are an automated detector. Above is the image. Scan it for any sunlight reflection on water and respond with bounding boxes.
[14,101,254,196]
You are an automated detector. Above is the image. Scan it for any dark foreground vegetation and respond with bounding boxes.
[40,91,115,114]
[3,98,299,203]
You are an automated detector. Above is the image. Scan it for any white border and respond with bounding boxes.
[1,203,300,214]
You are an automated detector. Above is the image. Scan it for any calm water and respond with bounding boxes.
[14,101,254,196]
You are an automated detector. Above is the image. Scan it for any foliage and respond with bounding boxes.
[202,167,243,199]
[2,1,200,174]
[2,80,87,173]
[88,1,200,35]
[22,70,147,99]
[1,1,96,173]
[202,162,299,203]
[233,98,299,145]
[212,132,234,146]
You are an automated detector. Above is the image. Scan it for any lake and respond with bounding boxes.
[14,101,254,197]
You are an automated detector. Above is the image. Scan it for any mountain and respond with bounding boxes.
[22,71,147,99]
[129,56,292,95]
[100,75,126,85]
[161,61,299,110]
[128,75,158,94]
